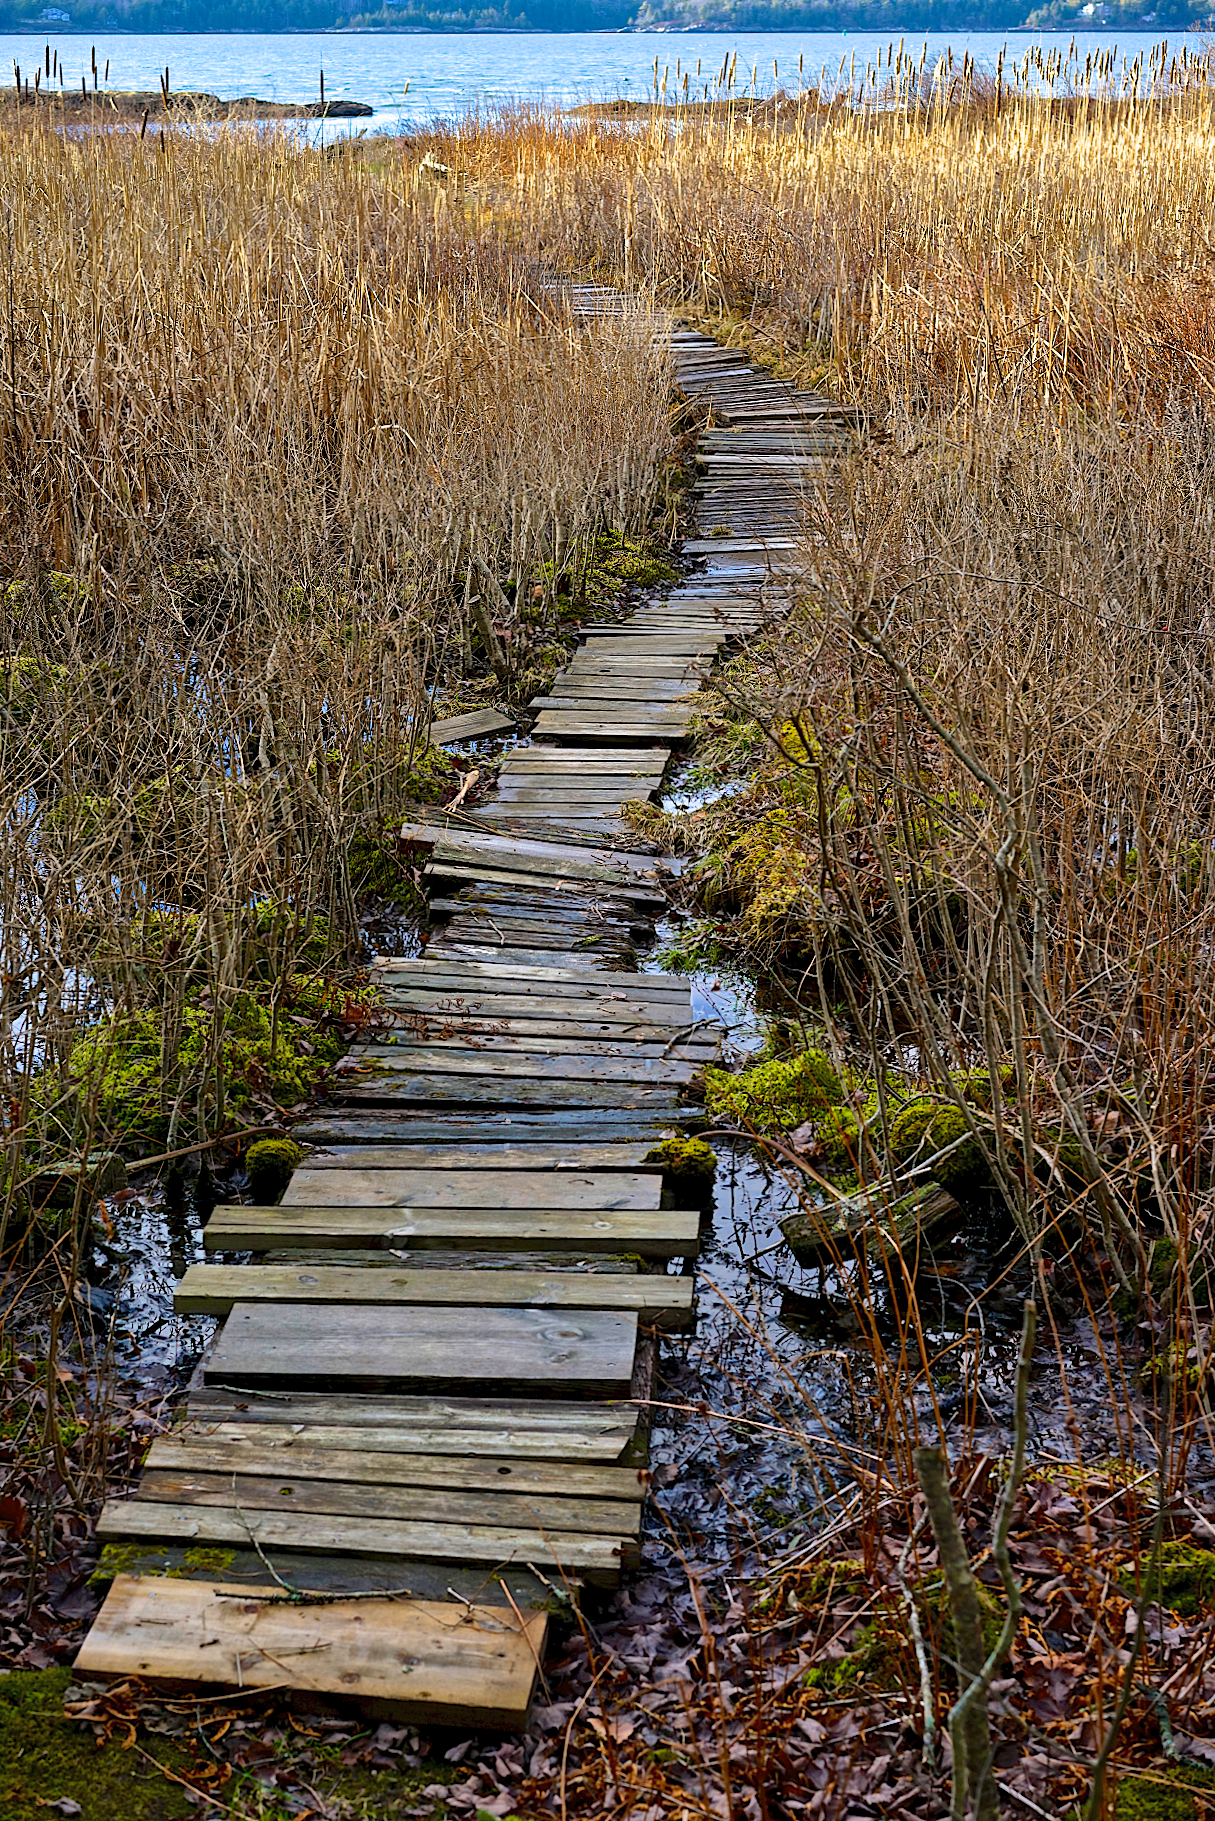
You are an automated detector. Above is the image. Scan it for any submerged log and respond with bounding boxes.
[780,1180,961,1264]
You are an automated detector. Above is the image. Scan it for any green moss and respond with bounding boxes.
[61,983,345,1147]
[1114,1764,1215,1820]
[816,1105,863,1171]
[1119,1542,1215,1618]
[645,1136,717,1183]
[180,1547,236,1575]
[1150,1238,1179,1297]
[704,1048,844,1134]
[0,1665,456,1820]
[348,829,424,905]
[245,1138,304,1204]
[954,1066,1013,1110]
[888,1098,989,1193]
[584,530,678,601]
[0,1668,194,1820]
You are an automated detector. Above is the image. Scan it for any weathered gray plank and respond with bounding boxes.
[205,1302,638,1396]
[147,1433,646,1502]
[175,1262,694,1328]
[135,1467,641,1539]
[430,708,516,745]
[204,1202,700,1257]
[96,1503,626,1582]
[295,1145,658,1171]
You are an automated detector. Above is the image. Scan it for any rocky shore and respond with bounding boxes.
[0,87,373,119]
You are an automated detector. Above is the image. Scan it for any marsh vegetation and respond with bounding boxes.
[5,50,1215,1819]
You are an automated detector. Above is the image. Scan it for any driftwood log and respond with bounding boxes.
[780,1180,961,1264]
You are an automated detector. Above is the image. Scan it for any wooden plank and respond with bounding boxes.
[292,1113,681,1145]
[500,745,674,761]
[205,1302,639,1397]
[97,1503,627,1582]
[376,1025,716,1055]
[430,708,516,745]
[204,1203,700,1258]
[259,1248,644,1273]
[420,944,624,973]
[376,996,696,1030]
[336,1077,685,1111]
[424,861,665,904]
[134,1468,641,1538]
[88,1545,550,1613]
[343,1047,695,1085]
[281,1168,663,1209]
[296,1142,660,1170]
[185,1392,641,1460]
[530,717,693,739]
[76,1577,548,1727]
[175,1263,695,1329]
[148,1433,645,1501]
[373,958,690,997]
[396,821,671,879]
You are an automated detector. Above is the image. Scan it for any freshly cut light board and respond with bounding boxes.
[204,1203,700,1257]
[175,1263,695,1328]
[76,1576,548,1727]
[204,1301,640,1396]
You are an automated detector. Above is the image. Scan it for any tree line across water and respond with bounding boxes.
[0,0,1202,40]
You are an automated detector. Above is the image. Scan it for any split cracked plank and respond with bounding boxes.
[185,1392,642,1462]
[373,958,691,996]
[204,1202,701,1257]
[76,1577,549,1727]
[370,1027,717,1056]
[175,1262,695,1328]
[334,1077,686,1111]
[291,1113,679,1144]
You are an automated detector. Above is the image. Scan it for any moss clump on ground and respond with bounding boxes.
[1119,1542,1215,1618]
[1114,1764,1215,1820]
[703,1048,844,1134]
[245,1137,305,1203]
[57,969,370,1148]
[645,1135,717,1183]
[0,1667,457,1820]
[888,1097,990,1193]
[0,1668,195,1820]
[646,1135,717,1210]
[584,530,679,602]
[348,828,426,906]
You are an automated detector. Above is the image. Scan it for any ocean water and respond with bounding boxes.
[0,27,1190,131]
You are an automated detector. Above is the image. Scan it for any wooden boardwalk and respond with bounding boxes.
[75,290,858,1728]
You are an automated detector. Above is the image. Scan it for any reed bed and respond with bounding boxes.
[432,50,1215,421]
